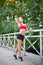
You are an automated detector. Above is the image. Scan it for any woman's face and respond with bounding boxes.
[19,17,23,23]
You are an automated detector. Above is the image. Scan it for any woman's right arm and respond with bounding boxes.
[15,18,20,27]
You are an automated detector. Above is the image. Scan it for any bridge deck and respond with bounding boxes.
[0,47,41,65]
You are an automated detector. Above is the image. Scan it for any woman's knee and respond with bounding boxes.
[17,44,21,49]
[17,45,21,51]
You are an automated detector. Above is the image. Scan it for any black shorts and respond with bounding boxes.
[17,34,24,41]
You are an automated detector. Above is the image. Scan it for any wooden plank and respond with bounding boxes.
[41,58,43,65]
[42,49,43,55]
[0,47,41,65]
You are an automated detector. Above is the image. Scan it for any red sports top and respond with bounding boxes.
[19,23,27,30]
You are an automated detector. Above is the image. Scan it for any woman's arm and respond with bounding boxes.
[15,18,20,27]
[26,27,34,32]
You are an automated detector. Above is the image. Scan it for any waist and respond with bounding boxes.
[19,29,26,35]
[18,34,24,37]
[19,32,25,36]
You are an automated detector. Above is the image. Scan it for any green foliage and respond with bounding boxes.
[0,0,43,34]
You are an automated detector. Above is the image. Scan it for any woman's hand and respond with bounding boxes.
[26,27,35,33]
[27,28,35,32]
[29,29,35,32]
[15,18,19,21]
[15,18,20,27]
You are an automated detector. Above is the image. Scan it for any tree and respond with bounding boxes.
[0,0,43,34]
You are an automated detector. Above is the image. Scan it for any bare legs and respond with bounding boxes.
[14,39,22,57]
[13,39,23,61]
[14,47,18,55]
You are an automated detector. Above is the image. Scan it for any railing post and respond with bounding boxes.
[13,34,16,50]
[0,36,1,46]
[7,34,10,48]
[23,38,26,55]
[2,35,5,47]
[40,31,42,57]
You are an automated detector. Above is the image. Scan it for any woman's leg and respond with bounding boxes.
[14,47,18,55]
[17,39,23,61]
[13,39,23,60]
[13,47,18,59]
[13,39,22,55]
[13,40,18,59]
[17,39,23,57]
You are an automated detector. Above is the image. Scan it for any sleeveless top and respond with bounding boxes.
[19,23,27,30]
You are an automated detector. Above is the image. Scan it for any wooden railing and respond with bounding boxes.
[0,29,43,58]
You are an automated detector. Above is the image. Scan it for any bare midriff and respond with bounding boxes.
[19,29,26,36]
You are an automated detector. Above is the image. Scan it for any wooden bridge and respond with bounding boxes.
[0,47,41,65]
[0,29,43,65]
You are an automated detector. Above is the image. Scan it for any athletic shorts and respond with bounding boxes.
[17,34,24,41]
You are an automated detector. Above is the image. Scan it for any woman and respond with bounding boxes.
[13,17,34,61]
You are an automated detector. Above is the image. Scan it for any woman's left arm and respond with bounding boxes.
[26,27,35,32]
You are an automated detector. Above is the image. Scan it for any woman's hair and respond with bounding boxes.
[23,19,25,24]
[19,17,25,24]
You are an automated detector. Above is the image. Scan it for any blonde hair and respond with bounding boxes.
[19,17,25,24]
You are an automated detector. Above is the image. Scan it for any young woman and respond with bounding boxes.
[13,17,34,61]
